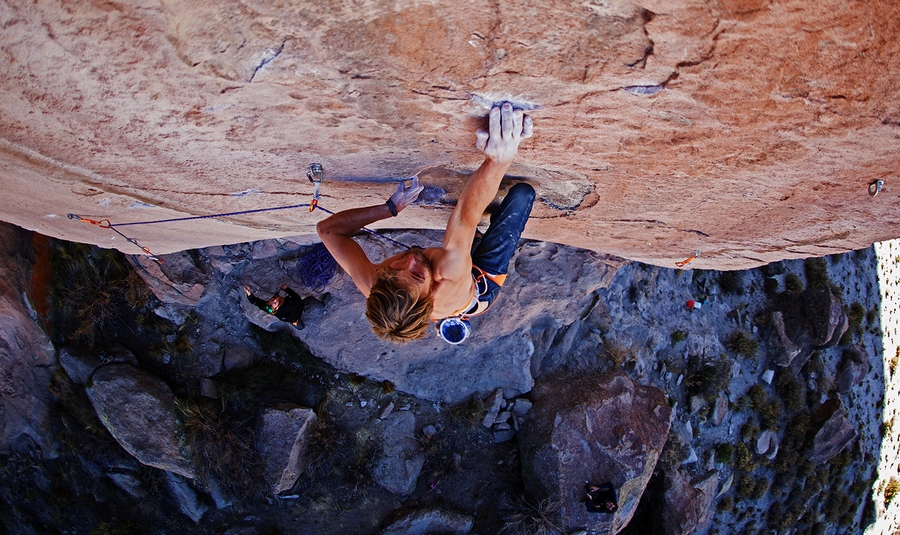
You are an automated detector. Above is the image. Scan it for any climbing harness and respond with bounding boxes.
[433,266,504,344]
[675,250,701,268]
[67,164,412,265]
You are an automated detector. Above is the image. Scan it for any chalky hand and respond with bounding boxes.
[389,176,424,212]
[475,102,533,164]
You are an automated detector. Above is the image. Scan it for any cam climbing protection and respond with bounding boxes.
[67,164,413,264]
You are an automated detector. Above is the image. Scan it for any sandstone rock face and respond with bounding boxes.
[0,224,57,457]
[518,371,673,533]
[256,404,318,495]
[1,1,898,270]
[86,363,195,478]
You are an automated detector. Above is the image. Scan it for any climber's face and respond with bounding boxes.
[383,247,433,296]
[266,295,284,314]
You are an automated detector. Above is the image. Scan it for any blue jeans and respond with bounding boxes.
[470,183,535,307]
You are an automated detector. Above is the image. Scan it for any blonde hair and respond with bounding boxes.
[365,267,434,343]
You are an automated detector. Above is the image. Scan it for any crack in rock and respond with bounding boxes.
[247,39,286,83]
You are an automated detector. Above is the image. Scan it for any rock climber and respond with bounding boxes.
[583,482,618,514]
[316,102,535,344]
[244,284,305,327]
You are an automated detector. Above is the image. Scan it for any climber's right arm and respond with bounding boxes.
[316,177,423,296]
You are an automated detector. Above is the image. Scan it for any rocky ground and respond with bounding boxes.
[0,221,897,535]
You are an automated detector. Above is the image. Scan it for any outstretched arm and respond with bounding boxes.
[317,178,423,295]
[439,103,533,272]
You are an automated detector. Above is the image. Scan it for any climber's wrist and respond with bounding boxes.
[385,198,399,217]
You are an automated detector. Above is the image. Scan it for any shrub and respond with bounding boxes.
[727,331,759,358]
[670,330,688,346]
[740,419,759,442]
[717,495,734,513]
[48,242,150,349]
[448,395,487,428]
[774,372,806,413]
[601,338,631,369]
[499,496,565,535]
[177,398,263,499]
[734,443,757,473]
[785,273,804,292]
[826,492,854,522]
[884,478,900,508]
[685,356,732,401]
[747,384,767,408]
[764,277,780,297]
[715,443,734,464]
[848,302,866,333]
[867,306,879,327]
[773,412,812,472]
[804,257,830,288]
[658,432,689,472]
[719,271,745,295]
[737,475,754,498]
[749,477,770,500]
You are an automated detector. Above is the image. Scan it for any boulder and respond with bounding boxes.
[0,224,58,458]
[256,404,318,495]
[837,346,871,393]
[756,430,778,456]
[223,346,257,372]
[164,472,209,523]
[107,471,145,499]
[518,371,673,533]
[802,285,847,348]
[86,363,195,478]
[371,411,425,496]
[379,508,473,535]
[810,406,858,464]
[662,469,718,535]
[481,389,505,428]
[129,254,205,307]
[769,311,801,367]
[711,395,728,427]
[58,347,103,385]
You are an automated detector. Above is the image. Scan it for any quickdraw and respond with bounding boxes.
[307,163,323,212]
[675,250,701,268]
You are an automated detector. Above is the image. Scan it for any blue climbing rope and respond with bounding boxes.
[296,242,337,291]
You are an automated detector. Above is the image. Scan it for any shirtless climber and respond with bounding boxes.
[317,102,534,344]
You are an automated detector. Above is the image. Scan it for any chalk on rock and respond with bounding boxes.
[761,369,775,385]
